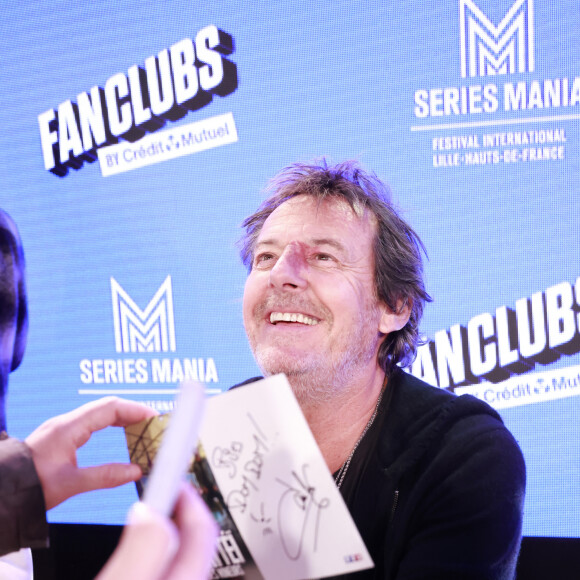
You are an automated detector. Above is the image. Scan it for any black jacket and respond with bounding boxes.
[334,368,526,580]
[0,433,48,556]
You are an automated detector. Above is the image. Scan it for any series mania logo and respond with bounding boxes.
[414,0,580,118]
[38,25,237,177]
[79,276,218,385]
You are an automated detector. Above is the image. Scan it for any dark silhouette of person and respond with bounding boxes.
[0,209,28,433]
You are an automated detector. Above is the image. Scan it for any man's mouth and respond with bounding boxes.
[269,312,320,325]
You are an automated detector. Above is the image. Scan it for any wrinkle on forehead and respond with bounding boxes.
[309,195,368,221]
[264,195,376,234]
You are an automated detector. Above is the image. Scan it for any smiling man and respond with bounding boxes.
[237,160,526,580]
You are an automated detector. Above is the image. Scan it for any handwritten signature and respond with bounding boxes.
[276,464,330,560]
[244,415,269,479]
[211,441,243,478]
[212,413,270,514]
[250,502,274,536]
[226,474,258,512]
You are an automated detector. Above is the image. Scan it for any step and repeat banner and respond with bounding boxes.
[1,0,578,535]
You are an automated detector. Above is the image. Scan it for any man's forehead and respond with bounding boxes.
[260,195,375,234]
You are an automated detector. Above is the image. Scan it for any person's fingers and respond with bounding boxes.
[66,397,158,448]
[165,484,219,580]
[96,502,178,580]
[70,463,144,495]
[24,398,156,509]
[39,463,143,509]
[25,397,156,454]
[98,488,218,580]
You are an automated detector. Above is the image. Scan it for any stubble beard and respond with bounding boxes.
[248,300,383,406]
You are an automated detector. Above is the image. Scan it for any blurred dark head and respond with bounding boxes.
[0,209,28,431]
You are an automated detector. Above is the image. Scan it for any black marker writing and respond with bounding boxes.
[211,441,243,478]
[276,464,330,560]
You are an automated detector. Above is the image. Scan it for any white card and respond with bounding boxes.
[200,374,374,580]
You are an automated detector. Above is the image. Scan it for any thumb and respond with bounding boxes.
[43,463,143,510]
[97,502,178,580]
[73,463,143,494]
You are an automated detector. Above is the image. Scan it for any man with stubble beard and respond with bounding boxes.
[236,160,525,580]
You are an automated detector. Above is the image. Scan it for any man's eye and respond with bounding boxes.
[315,253,333,261]
[254,253,274,266]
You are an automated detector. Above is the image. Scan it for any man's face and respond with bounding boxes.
[242,195,394,401]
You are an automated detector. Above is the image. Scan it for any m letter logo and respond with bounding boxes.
[459,0,534,77]
[111,276,176,353]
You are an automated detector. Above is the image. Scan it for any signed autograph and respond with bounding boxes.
[276,464,330,560]
[227,474,258,512]
[211,441,243,478]
[212,413,270,514]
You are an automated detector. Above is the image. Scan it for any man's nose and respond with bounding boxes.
[269,243,308,290]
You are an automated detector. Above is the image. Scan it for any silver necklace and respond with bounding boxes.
[334,386,386,490]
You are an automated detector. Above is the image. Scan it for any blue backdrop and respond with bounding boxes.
[1,0,578,536]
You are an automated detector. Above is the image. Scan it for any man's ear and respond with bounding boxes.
[378,298,411,334]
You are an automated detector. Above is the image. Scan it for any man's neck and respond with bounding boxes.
[293,367,387,474]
